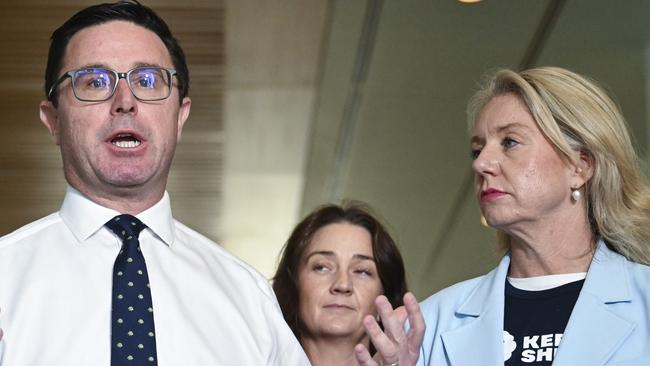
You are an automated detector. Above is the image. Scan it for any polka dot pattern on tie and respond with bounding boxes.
[106,214,158,365]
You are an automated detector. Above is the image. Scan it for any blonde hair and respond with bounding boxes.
[468,66,650,264]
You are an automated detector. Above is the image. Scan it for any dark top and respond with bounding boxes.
[503,279,584,365]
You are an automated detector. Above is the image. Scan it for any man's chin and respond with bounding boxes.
[93,175,156,194]
[105,178,152,190]
[100,168,156,188]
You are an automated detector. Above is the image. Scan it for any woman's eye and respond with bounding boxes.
[470,148,482,159]
[354,268,373,277]
[502,137,519,149]
[312,264,331,273]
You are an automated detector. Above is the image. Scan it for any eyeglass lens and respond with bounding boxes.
[73,68,171,101]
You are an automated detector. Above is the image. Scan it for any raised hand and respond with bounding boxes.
[354,292,425,366]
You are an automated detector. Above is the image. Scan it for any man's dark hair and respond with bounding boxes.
[45,0,189,106]
[272,203,408,344]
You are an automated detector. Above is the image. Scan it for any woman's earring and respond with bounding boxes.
[571,189,581,202]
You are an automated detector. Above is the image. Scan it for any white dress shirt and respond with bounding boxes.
[0,186,309,366]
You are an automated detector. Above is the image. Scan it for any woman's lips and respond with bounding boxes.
[481,188,506,202]
[323,304,354,310]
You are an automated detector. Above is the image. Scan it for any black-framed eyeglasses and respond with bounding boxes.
[47,66,177,102]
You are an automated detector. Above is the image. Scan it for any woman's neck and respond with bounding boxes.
[301,335,369,366]
[507,206,596,278]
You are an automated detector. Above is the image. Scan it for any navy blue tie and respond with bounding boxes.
[106,214,158,365]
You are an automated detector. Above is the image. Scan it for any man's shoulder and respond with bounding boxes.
[171,220,275,297]
[0,212,62,250]
[171,220,244,265]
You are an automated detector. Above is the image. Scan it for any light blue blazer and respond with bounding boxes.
[417,240,650,365]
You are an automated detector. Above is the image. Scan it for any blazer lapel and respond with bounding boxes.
[553,241,635,366]
[441,255,511,366]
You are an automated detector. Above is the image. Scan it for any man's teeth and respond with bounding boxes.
[112,140,141,148]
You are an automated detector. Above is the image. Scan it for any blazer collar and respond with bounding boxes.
[581,239,631,303]
[441,240,635,366]
[553,240,635,366]
[441,254,511,365]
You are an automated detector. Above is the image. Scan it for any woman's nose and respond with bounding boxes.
[472,146,499,176]
[331,271,352,294]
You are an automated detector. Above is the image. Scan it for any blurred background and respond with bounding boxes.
[1,0,648,299]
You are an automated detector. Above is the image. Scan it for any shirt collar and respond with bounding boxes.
[59,185,176,247]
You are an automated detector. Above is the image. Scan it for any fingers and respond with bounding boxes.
[404,292,425,357]
[354,343,377,366]
[363,313,400,362]
[365,296,402,364]
[376,295,406,343]
[363,293,425,366]
[404,292,426,361]
[394,305,408,326]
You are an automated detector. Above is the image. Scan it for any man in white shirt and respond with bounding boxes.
[0,1,309,365]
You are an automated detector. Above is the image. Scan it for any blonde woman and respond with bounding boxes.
[414,67,650,366]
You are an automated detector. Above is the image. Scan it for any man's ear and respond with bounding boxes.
[39,100,61,145]
[176,96,191,141]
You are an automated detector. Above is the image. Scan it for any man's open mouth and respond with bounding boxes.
[111,133,141,148]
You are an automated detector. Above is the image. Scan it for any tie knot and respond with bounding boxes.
[105,214,147,241]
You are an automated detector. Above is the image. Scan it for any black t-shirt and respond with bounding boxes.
[503,279,584,365]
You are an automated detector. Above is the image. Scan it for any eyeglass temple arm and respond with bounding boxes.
[47,72,73,101]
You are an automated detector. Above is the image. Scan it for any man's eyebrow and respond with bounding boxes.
[72,62,165,71]
[133,62,165,68]
[75,63,109,70]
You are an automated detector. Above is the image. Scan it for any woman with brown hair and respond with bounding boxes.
[273,203,422,366]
